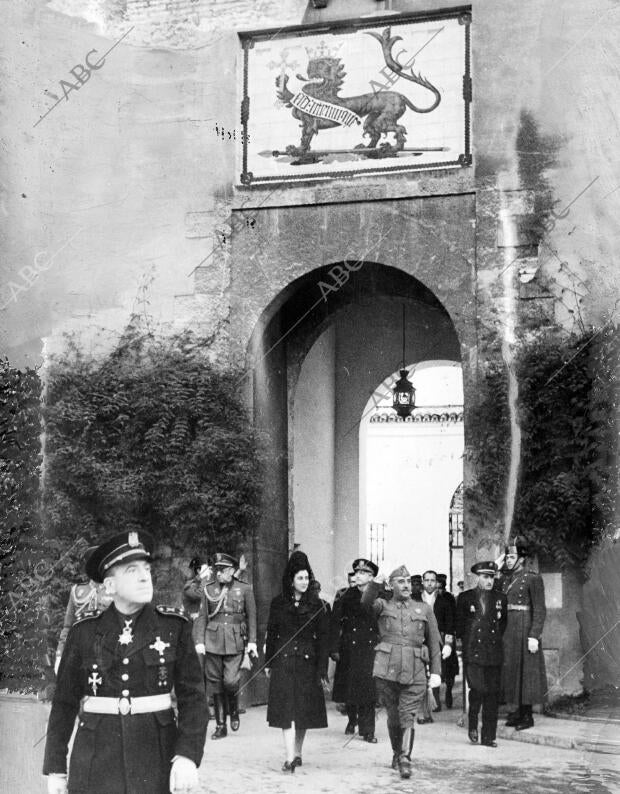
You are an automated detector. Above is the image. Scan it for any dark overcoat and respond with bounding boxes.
[329,586,378,705]
[265,592,329,730]
[431,591,460,681]
[43,603,208,794]
[497,568,547,704]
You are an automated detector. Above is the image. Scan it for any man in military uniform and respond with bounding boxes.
[54,548,114,674]
[497,536,547,730]
[362,565,441,779]
[456,561,508,747]
[193,552,257,739]
[43,530,208,794]
[182,556,210,620]
[330,558,379,742]
[421,570,459,710]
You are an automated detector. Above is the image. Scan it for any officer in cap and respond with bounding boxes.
[456,561,508,747]
[362,565,441,779]
[43,530,208,794]
[193,552,257,739]
[330,558,380,742]
[496,536,547,730]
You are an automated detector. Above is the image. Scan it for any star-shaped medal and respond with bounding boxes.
[118,620,134,646]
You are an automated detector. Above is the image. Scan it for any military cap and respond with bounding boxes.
[505,535,529,557]
[411,574,423,584]
[86,530,154,583]
[471,560,498,576]
[437,573,447,584]
[389,564,410,580]
[352,558,379,576]
[189,555,203,571]
[212,552,238,569]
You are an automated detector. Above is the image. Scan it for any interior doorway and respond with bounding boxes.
[360,362,464,581]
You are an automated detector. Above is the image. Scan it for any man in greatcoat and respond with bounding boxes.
[193,552,257,739]
[362,565,441,779]
[456,561,508,747]
[43,530,208,794]
[330,558,380,742]
[421,570,459,710]
[496,536,547,730]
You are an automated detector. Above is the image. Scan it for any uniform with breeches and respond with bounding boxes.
[43,602,208,794]
[456,586,508,744]
[192,576,257,696]
[497,568,547,706]
[362,582,441,729]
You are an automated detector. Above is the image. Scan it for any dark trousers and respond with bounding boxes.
[346,703,375,736]
[205,652,243,696]
[466,663,501,742]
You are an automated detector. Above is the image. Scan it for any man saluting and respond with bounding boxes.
[43,530,208,794]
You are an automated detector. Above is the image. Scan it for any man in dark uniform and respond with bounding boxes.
[54,548,114,674]
[43,530,208,794]
[497,536,547,730]
[182,556,210,620]
[193,552,257,739]
[362,565,441,779]
[421,570,459,710]
[456,561,508,747]
[330,558,379,742]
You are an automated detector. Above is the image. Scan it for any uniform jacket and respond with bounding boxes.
[56,582,113,658]
[329,586,378,704]
[265,592,329,729]
[456,588,508,666]
[43,602,208,794]
[497,569,546,640]
[362,582,441,684]
[192,576,257,655]
[182,574,204,618]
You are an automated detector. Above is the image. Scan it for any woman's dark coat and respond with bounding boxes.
[329,586,378,705]
[265,592,329,730]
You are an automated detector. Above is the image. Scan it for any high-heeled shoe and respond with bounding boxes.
[292,756,302,769]
[282,761,295,773]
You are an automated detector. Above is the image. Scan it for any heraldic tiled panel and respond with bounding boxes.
[239,9,471,185]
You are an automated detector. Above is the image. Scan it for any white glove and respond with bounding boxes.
[441,644,452,660]
[495,553,506,570]
[528,637,539,653]
[264,667,271,679]
[198,564,211,580]
[429,673,441,689]
[54,656,61,675]
[47,773,68,794]
[169,756,198,793]
[195,643,205,656]
[246,642,258,658]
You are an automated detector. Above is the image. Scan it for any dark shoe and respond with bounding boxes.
[362,733,378,743]
[468,729,479,744]
[211,723,228,739]
[344,721,356,735]
[291,756,302,769]
[416,716,433,725]
[227,692,240,732]
[398,754,412,779]
[514,716,534,731]
[445,688,453,709]
[282,761,295,773]
[481,739,498,747]
[505,709,520,727]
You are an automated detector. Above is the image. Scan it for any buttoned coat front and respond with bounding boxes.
[265,593,329,729]
[329,586,378,705]
[43,603,208,794]
[455,588,508,667]
[192,576,257,655]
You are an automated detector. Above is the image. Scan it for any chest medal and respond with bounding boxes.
[118,620,134,646]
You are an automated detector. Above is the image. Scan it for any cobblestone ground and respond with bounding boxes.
[196,703,620,794]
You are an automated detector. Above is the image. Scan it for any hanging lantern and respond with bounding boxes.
[392,369,416,418]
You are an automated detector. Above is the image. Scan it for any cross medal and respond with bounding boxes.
[118,620,134,646]
[88,670,102,695]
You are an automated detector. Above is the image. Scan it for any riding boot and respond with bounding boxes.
[344,703,357,735]
[227,692,240,732]
[445,684,453,709]
[398,727,414,779]
[432,686,441,712]
[387,724,402,770]
[211,693,228,739]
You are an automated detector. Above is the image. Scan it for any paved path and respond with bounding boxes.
[196,703,620,794]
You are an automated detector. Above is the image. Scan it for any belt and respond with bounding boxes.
[81,693,172,716]
[209,613,245,623]
[507,605,529,611]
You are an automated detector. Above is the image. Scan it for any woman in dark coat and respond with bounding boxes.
[265,551,329,772]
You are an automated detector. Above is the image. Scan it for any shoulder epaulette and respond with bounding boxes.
[156,604,188,621]
[73,609,102,625]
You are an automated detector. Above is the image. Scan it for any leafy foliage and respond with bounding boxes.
[43,328,265,563]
